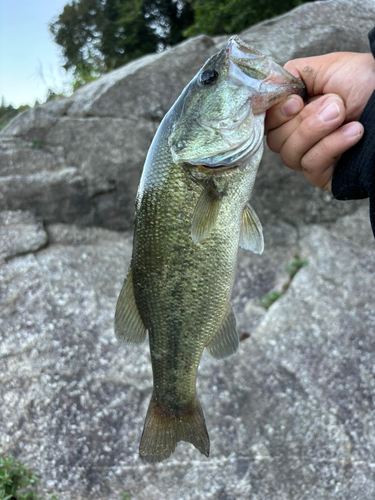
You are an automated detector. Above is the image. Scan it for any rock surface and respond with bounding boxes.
[0,0,374,231]
[238,0,375,63]
[1,1,375,499]
[0,211,47,262]
[1,206,374,500]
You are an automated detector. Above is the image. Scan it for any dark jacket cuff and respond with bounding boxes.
[331,26,375,235]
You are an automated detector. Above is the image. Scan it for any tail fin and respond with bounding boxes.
[139,395,210,463]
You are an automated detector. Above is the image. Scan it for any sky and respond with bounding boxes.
[0,0,71,107]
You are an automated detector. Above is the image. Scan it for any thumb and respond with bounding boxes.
[284,55,333,97]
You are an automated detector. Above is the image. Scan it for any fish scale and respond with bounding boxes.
[134,131,240,404]
[115,35,305,463]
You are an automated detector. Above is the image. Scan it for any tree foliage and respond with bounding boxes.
[185,0,311,37]
[50,0,194,75]
[50,0,314,79]
[0,99,30,132]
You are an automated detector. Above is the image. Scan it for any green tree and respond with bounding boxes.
[50,0,194,76]
[0,98,30,132]
[51,0,315,83]
[184,0,314,37]
[185,0,314,37]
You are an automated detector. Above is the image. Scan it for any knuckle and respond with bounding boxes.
[301,148,321,173]
[301,139,332,174]
[300,155,314,173]
[279,147,294,168]
[297,111,333,143]
[266,132,281,153]
[296,122,312,142]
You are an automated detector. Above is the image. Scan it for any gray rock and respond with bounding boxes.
[1,196,374,500]
[238,0,375,64]
[1,1,375,498]
[0,99,72,142]
[67,35,216,119]
[0,166,89,225]
[232,220,300,335]
[0,0,373,230]
[251,145,368,228]
[0,211,47,262]
[44,116,157,229]
[0,36,217,230]
[325,204,375,250]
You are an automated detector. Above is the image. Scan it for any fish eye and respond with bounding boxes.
[200,69,219,85]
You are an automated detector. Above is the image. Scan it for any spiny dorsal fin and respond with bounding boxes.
[206,305,239,359]
[239,202,264,255]
[139,394,209,463]
[115,264,147,345]
[191,182,223,243]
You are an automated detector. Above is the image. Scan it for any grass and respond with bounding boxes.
[0,456,57,500]
[285,255,308,279]
[260,255,308,309]
[0,455,40,500]
[259,290,283,309]
[0,455,131,500]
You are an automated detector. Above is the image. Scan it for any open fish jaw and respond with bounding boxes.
[169,36,305,168]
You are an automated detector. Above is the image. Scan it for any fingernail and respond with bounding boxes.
[318,101,341,122]
[281,97,302,117]
[343,122,363,138]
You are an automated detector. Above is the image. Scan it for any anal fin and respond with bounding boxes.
[191,182,223,243]
[206,305,239,359]
[115,264,147,345]
[239,202,264,255]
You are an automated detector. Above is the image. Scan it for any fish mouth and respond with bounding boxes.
[189,37,305,170]
[226,36,306,107]
[170,36,306,170]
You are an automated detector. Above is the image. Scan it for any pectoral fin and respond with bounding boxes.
[206,306,239,359]
[115,264,147,345]
[239,202,264,254]
[191,182,223,243]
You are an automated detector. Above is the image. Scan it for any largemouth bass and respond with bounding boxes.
[115,36,305,463]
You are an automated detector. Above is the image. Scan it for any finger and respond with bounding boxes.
[284,53,375,121]
[283,57,330,97]
[300,121,364,190]
[267,94,340,154]
[265,95,304,134]
[273,95,346,170]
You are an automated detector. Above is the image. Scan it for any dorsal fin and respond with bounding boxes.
[239,202,264,254]
[191,182,224,243]
[115,264,147,345]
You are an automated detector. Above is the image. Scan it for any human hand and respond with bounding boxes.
[265,52,375,191]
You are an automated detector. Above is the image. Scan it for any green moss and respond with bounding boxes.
[260,255,308,309]
[259,291,283,309]
[286,255,308,279]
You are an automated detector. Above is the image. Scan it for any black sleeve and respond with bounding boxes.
[331,26,375,236]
